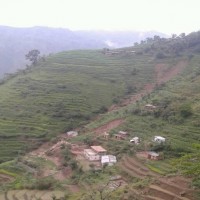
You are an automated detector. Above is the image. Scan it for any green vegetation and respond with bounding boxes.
[25,49,40,66]
[0,50,155,162]
[1,31,200,198]
[173,144,200,188]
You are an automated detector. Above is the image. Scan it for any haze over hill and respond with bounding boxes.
[0,26,166,76]
[0,28,199,199]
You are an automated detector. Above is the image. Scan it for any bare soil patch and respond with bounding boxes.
[109,60,188,112]
[156,60,188,84]
[120,155,195,200]
[26,59,190,197]
[67,184,80,193]
[0,173,14,183]
[29,139,74,181]
[93,119,125,135]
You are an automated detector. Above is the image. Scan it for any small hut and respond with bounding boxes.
[147,151,162,160]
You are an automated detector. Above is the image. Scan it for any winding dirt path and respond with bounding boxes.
[92,60,188,135]
[156,60,187,84]
[109,60,188,112]
[93,119,125,134]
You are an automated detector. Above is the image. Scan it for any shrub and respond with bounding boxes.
[99,106,108,113]
[35,177,55,190]
[180,104,193,118]
[155,52,166,59]
[69,160,78,170]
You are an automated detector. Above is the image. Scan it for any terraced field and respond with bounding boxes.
[119,156,195,200]
[0,36,200,199]
[0,50,156,162]
[0,190,65,200]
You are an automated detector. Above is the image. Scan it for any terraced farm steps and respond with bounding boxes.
[119,156,195,200]
[147,185,191,200]
[155,180,194,199]
[0,190,65,200]
[118,162,142,179]
[125,157,160,177]
[122,159,147,177]
[142,195,165,200]
[119,156,159,179]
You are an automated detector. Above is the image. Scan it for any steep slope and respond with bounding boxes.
[0,32,200,199]
[0,50,156,162]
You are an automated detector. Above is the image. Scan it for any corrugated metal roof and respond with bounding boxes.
[91,146,107,152]
[84,149,97,156]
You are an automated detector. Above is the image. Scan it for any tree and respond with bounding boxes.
[153,35,161,41]
[155,51,166,59]
[179,33,186,38]
[171,34,177,39]
[180,103,193,118]
[25,49,40,65]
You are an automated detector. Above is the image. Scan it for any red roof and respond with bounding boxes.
[91,146,107,153]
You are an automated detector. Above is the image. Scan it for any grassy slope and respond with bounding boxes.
[86,54,200,180]
[105,54,199,149]
[0,37,200,198]
[67,53,200,199]
[0,50,156,162]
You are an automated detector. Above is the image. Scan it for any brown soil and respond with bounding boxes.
[109,83,154,112]
[119,156,195,200]
[31,140,71,159]
[109,60,188,112]
[66,185,80,193]
[0,173,14,183]
[26,59,190,196]
[29,139,73,181]
[93,118,125,134]
[53,167,72,180]
[119,156,160,179]
[156,60,187,84]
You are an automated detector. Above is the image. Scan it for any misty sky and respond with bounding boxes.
[0,0,199,34]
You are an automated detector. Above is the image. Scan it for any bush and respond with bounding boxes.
[99,106,108,113]
[155,52,166,59]
[69,160,78,170]
[35,177,55,190]
[180,104,193,118]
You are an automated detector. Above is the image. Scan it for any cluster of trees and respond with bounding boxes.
[25,49,41,65]
[134,31,200,58]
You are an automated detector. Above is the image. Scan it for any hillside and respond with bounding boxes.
[0,31,200,199]
[0,49,157,163]
[0,26,166,76]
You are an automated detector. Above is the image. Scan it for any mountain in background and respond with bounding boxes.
[0,26,167,76]
[0,31,200,197]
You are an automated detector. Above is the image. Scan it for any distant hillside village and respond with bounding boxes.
[65,119,166,171]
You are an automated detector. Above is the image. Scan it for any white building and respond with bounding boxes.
[130,137,140,144]
[153,136,166,143]
[145,104,157,110]
[91,146,107,156]
[84,146,107,161]
[118,131,128,136]
[101,155,117,166]
[66,131,78,137]
[84,149,100,161]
